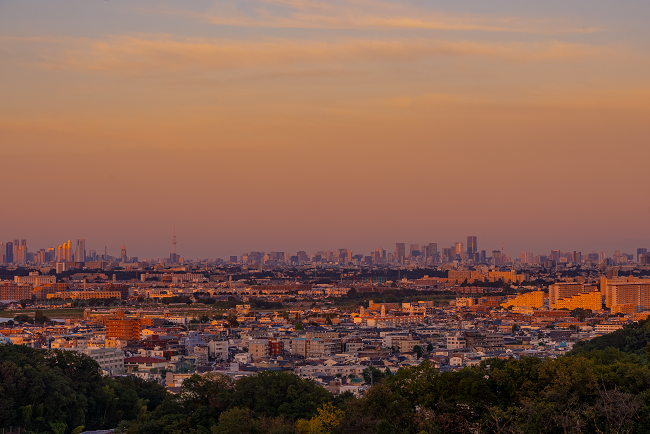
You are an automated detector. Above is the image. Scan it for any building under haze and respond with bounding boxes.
[467,236,477,255]
[395,243,405,264]
[76,239,86,263]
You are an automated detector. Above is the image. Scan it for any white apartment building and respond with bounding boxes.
[82,347,125,375]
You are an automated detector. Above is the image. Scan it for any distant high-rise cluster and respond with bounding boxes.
[1,233,649,269]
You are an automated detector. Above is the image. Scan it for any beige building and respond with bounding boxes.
[14,274,56,285]
[248,339,269,360]
[82,347,125,375]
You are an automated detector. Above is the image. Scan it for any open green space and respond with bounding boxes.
[0,308,86,319]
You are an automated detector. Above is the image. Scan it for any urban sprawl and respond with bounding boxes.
[2,236,650,396]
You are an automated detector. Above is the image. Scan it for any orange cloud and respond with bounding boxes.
[5,34,617,75]
[148,0,601,33]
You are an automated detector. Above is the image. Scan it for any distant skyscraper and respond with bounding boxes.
[121,240,127,262]
[492,250,502,266]
[56,240,72,262]
[394,243,406,263]
[409,244,419,257]
[454,242,463,260]
[76,239,86,262]
[12,239,19,264]
[519,251,534,265]
[638,248,648,262]
[5,241,13,263]
[467,236,477,255]
[480,250,486,263]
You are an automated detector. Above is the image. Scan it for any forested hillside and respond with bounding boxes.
[571,318,650,359]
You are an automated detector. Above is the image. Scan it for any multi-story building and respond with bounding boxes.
[106,310,141,342]
[467,236,477,255]
[207,340,229,361]
[291,337,309,357]
[5,241,13,264]
[395,243,406,264]
[549,283,597,308]
[501,291,544,309]
[306,338,340,358]
[82,347,125,375]
[553,291,602,311]
[56,240,73,262]
[602,276,650,311]
[492,250,502,266]
[463,331,504,349]
[105,283,130,300]
[446,334,466,349]
[14,274,56,286]
[268,338,284,357]
[46,291,121,300]
[248,339,269,360]
[75,239,86,262]
[0,282,33,302]
[13,240,27,265]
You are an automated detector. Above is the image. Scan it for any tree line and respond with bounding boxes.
[5,320,650,433]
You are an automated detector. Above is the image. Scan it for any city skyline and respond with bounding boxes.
[1,232,648,264]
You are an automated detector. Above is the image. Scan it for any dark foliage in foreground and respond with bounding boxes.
[4,320,650,433]
[0,345,166,434]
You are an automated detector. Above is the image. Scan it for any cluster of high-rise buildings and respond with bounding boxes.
[233,237,649,269]
[0,239,94,266]
[0,236,185,268]
[1,234,649,269]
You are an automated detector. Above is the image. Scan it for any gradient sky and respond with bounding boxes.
[1,0,649,260]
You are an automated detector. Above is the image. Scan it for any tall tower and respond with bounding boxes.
[467,236,477,255]
[170,226,178,263]
[76,239,86,263]
[173,226,177,256]
[5,241,13,263]
[121,240,127,262]
[395,243,406,264]
[65,240,73,262]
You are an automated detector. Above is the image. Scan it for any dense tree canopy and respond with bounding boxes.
[5,320,650,433]
[0,345,166,434]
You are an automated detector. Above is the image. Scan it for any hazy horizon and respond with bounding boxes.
[0,232,646,262]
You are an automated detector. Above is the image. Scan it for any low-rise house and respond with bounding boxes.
[124,356,167,373]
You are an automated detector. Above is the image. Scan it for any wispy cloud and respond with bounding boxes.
[148,0,601,34]
[4,34,615,75]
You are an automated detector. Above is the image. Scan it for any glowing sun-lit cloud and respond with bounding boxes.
[3,34,618,75]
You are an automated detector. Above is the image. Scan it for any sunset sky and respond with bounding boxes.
[1,0,649,260]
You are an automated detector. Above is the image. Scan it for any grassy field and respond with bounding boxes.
[0,308,87,319]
